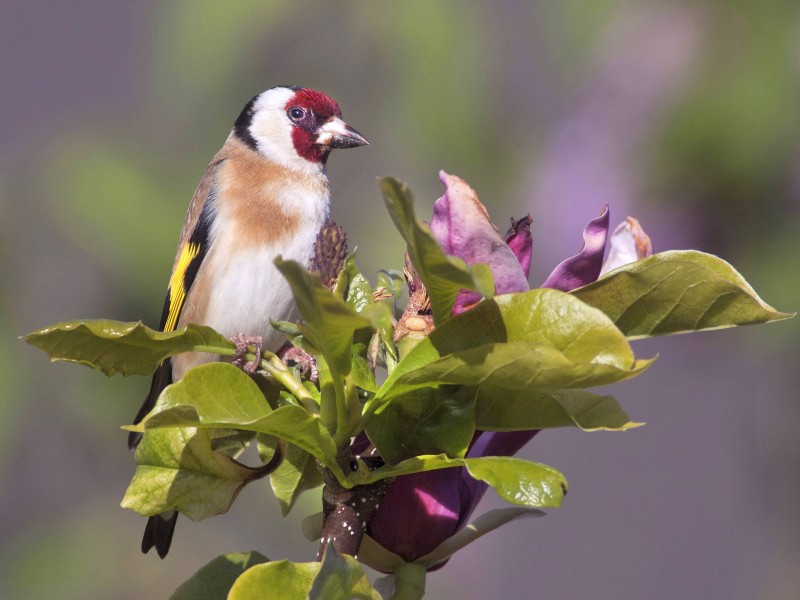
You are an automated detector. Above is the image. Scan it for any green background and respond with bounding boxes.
[2,1,798,598]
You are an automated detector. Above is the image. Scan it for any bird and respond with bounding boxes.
[128,85,368,558]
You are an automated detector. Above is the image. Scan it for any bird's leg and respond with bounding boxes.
[278,344,318,383]
[230,333,263,374]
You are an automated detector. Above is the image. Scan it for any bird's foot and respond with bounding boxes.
[231,333,263,374]
[278,344,318,383]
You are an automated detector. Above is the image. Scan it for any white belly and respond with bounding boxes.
[204,242,302,351]
[171,163,330,380]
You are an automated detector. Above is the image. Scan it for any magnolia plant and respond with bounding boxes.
[24,172,791,599]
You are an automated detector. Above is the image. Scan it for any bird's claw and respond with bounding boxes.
[231,333,263,374]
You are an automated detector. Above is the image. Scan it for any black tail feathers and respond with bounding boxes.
[142,510,179,559]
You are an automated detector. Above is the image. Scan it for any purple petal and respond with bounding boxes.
[431,171,530,314]
[599,216,653,276]
[368,467,467,562]
[541,205,610,292]
[504,215,533,279]
[457,430,540,529]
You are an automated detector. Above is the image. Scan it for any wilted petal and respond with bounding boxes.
[430,171,529,313]
[505,215,533,278]
[599,216,653,276]
[542,206,610,292]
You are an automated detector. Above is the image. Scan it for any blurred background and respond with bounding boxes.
[2,1,799,598]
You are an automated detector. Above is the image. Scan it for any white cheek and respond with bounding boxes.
[248,98,323,177]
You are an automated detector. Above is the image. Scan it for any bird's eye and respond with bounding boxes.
[287,107,306,122]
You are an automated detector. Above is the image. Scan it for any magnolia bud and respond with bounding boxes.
[310,221,348,289]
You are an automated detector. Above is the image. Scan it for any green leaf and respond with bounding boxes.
[228,560,319,600]
[21,320,234,377]
[474,387,641,432]
[125,363,343,483]
[351,341,379,394]
[268,442,324,516]
[209,428,257,458]
[274,259,373,377]
[365,386,476,464]
[380,177,495,324]
[170,551,269,600]
[572,250,794,339]
[375,269,403,369]
[340,254,375,312]
[391,341,651,393]
[354,535,405,575]
[337,257,384,393]
[377,268,406,316]
[371,288,651,406]
[309,545,382,600]
[276,258,391,443]
[416,507,544,569]
[121,426,266,520]
[360,454,567,509]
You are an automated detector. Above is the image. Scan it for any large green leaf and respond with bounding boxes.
[308,545,382,600]
[370,288,651,407]
[358,454,567,509]
[125,363,343,482]
[227,555,380,600]
[572,250,794,339]
[228,561,319,600]
[365,386,476,464]
[392,341,651,393]
[170,551,269,600]
[474,387,641,432]
[21,320,234,376]
[380,177,495,324]
[121,426,266,520]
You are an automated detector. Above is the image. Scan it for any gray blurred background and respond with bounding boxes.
[2,1,799,598]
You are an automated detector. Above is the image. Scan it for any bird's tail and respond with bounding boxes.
[128,359,172,449]
[142,510,179,558]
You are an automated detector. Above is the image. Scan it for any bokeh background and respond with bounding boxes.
[3,1,799,598]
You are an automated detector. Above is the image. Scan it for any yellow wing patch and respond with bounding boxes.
[164,242,202,332]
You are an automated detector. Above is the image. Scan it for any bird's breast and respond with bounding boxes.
[201,168,330,350]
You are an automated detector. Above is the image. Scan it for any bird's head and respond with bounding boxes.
[233,86,368,173]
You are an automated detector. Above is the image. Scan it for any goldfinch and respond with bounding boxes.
[130,86,368,558]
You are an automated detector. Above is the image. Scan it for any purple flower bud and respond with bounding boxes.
[430,171,529,313]
[368,467,465,563]
[367,429,540,567]
[541,206,610,292]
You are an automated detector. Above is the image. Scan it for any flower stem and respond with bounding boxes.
[389,562,426,600]
[252,352,320,414]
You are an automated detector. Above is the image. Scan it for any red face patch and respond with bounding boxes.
[286,88,342,120]
[285,88,343,163]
